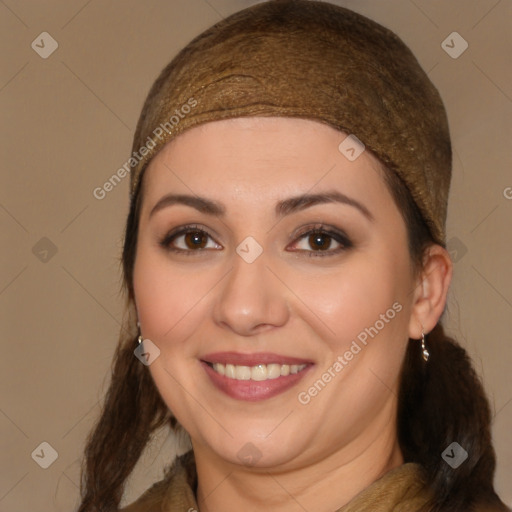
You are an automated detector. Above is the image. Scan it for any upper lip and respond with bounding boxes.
[201,352,313,366]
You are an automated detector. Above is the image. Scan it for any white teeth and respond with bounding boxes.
[251,364,267,381]
[225,364,236,379]
[213,363,225,376]
[209,362,307,380]
[267,364,281,379]
[236,365,251,380]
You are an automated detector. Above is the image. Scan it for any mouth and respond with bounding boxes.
[206,362,308,381]
[200,352,313,401]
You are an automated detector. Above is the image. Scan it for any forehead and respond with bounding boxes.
[141,117,388,206]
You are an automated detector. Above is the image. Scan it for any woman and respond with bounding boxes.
[77,1,509,510]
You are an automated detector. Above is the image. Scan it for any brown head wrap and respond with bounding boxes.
[129,0,451,245]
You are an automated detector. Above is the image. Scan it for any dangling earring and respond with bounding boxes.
[421,331,430,362]
[136,320,143,345]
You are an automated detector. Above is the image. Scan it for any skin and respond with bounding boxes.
[133,117,452,512]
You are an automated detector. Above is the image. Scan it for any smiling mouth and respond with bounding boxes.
[206,362,308,381]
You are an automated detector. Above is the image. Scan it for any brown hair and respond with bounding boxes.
[384,170,507,511]
[76,163,508,511]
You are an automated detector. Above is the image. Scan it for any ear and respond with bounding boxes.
[408,244,453,339]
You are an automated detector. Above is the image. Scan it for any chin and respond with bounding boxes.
[193,425,309,470]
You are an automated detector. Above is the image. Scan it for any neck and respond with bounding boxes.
[193,406,403,512]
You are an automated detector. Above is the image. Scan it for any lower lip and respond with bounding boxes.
[201,362,313,401]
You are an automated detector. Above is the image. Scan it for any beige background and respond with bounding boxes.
[1,0,511,510]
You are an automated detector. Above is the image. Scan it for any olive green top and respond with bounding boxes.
[120,451,434,512]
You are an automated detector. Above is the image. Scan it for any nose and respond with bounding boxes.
[212,247,290,336]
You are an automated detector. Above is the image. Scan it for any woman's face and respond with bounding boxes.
[133,117,420,470]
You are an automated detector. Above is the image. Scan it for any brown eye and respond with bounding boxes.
[183,231,208,249]
[307,232,333,251]
[289,225,352,257]
[160,225,222,253]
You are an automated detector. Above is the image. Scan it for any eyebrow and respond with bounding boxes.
[149,191,374,221]
[276,191,374,222]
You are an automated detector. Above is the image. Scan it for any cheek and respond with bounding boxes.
[133,250,172,337]
[295,255,411,414]
[289,250,409,351]
[133,245,209,343]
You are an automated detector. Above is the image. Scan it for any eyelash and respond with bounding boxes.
[159,223,353,257]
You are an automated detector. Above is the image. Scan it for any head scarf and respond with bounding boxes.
[129,0,451,245]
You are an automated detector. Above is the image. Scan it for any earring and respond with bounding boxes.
[421,331,430,362]
[136,319,143,344]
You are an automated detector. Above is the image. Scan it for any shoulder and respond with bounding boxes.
[119,451,197,512]
[118,478,170,512]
